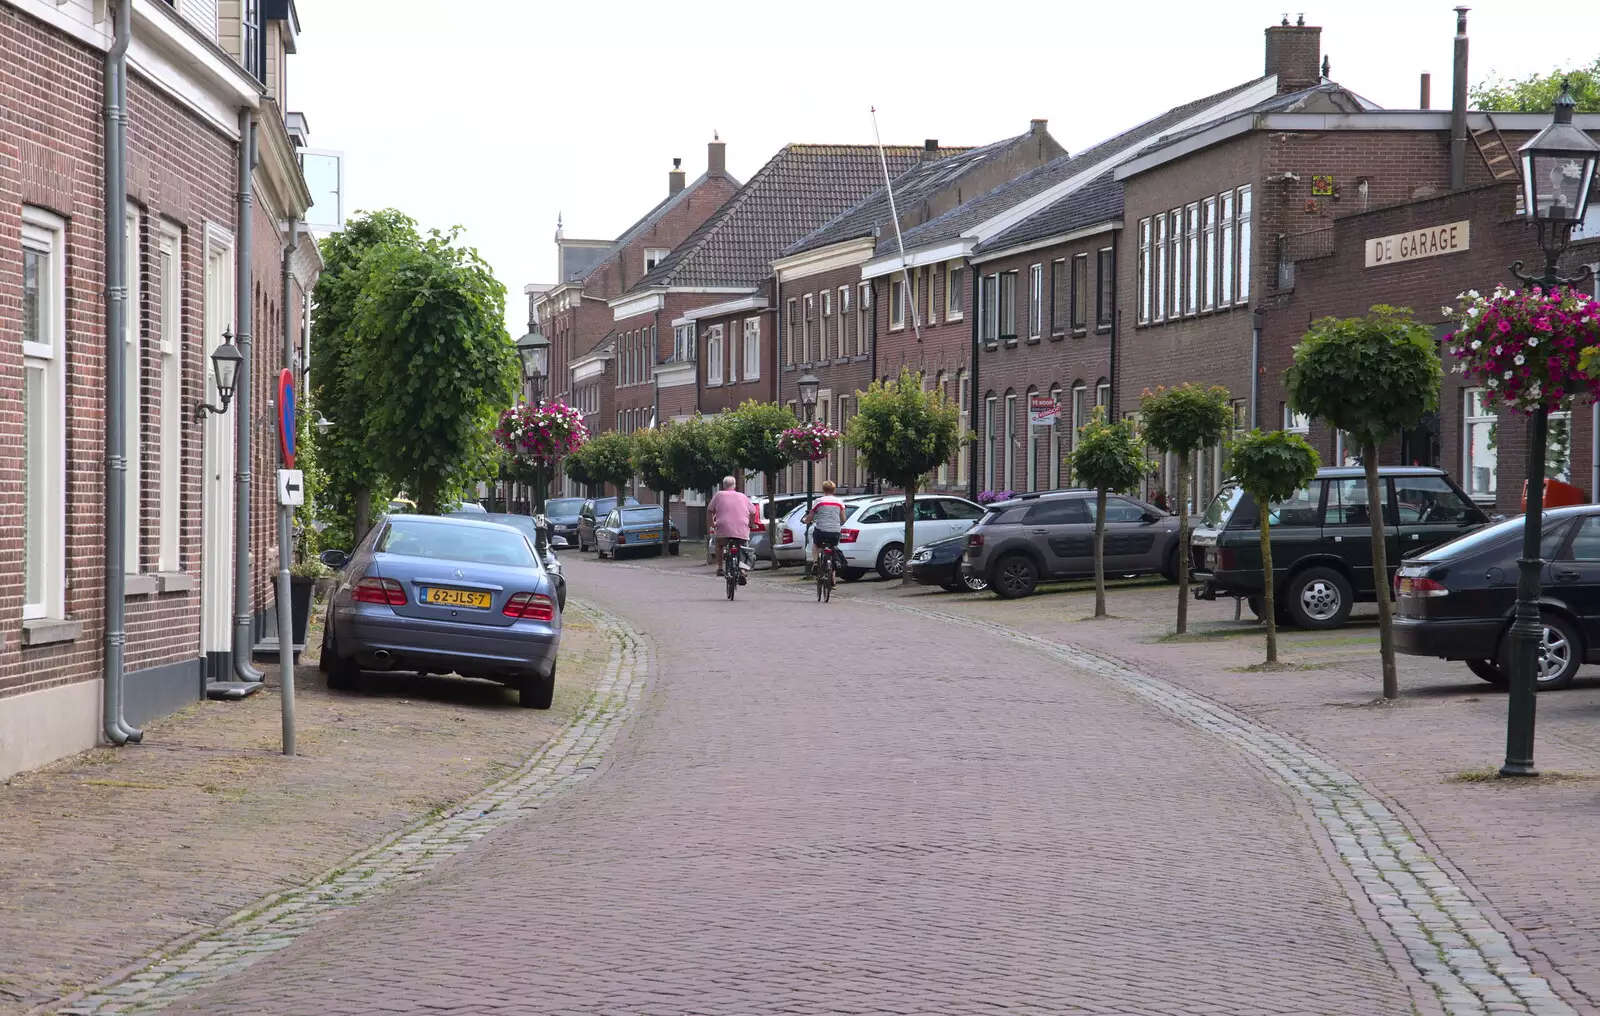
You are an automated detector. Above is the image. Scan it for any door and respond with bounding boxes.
[1022,496,1093,577]
[935,497,986,543]
[1088,496,1162,573]
[912,498,948,546]
[200,237,235,671]
[1322,476,1398,596]
[1550,514,1600,655]
[1392,474,1485,559]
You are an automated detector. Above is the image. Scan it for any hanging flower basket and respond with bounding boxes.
[976,490,1018,505]
[1444,285,1600,414]
[495,401,588,466]
[778,422,841,462]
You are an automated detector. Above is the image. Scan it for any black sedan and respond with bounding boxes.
[1394,505,1600,689]
[908,534,989,593]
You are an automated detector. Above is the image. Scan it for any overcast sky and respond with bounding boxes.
[292,1,1595,336]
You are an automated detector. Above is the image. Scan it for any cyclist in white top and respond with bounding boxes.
[804,480,847,573]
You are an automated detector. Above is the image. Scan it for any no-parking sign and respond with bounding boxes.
[278,368,296,468]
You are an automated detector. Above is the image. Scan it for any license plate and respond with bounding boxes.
[640,531,659,540]
[424,587,491,609]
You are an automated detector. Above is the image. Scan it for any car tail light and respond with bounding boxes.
[352,576,406,606]
[752,518,767,532]
[504,592,556,621]
[1218,548,1238,570]
[968,533,985,550]
[781,529,794,545]
[617,532,626,544]
[1395,574,1449,598]
[840,528,860,544]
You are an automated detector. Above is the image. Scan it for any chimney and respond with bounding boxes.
[1420,72,1432,109]
[922,138,939,161]
[1029,118,1048,136]
[707,132,726,176]
[669,157,685,196]
[1450,7,1470,190]
[1264,15,1322,94]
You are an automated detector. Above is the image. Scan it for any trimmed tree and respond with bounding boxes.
[1472,62,1600,113]
[721,399,799,528]
[1067,409,1155,617]
[1140,384,1233,633]
[581,431,637,499]
[846,368,965,586]
[632,425,682,509]
[1229,430,1321,666]
[562,440,601,497]
[1286,305,1441,699]
[663,415,739,562]
[354,228,519,515]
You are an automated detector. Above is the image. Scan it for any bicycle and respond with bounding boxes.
[723,537,749,601]
[815,540,840,602]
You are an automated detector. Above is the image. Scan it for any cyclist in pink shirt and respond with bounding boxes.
[707,476,756,580]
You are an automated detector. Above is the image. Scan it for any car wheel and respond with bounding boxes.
[1498,613,1583,691]
[839,568,867,582]
[960,571,989,593]
[991,554,1039,599]
[655,545,665,557]
[668,542,680,556]
[556,581,567,612]
[1285,567,1354,630]
[1465,658,1507,685]
[1246,595,1264,619]
[596,545,608,560]
[325,625,358,692]
[317,609,333,673]
[876,543,906,580]
[1160,545,1179,583]
[519,667,555,709]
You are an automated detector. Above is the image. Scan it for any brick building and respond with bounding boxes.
[1,0,319,779]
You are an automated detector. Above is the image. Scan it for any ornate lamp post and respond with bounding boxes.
[515,323,551,513]
[1501,83,1599,777]
[194,328,245,422]
[798,372,820,573]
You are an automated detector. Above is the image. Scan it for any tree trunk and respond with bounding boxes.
[901,483,916,587]
[1093,486,1108,617]
[1260,509,1278,665]
[354,486,371,541]
[1365,443,1399,699]
[417,473,441,516]
[1175,453,1191,634]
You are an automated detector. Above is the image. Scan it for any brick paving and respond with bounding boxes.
[152,554,1442,1015]
[0,607,613,1016]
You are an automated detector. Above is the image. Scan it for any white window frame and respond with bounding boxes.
[158,221,184,573]
[1136,217,1151,325]
[1219,189,1236,306]
[803,293,815,359]
[22,208,67,621]
[889,278,905,330]
[957,370,971,486]
[1201,196,1218,312]
[126,205,142,574]
[644,247,669,272]
[820,289,832,356]
[705,324,725,385]
[1283,406,1310,434]
[837,286,850,358]
[742,317,761,381]
[1184,203,1200,316]
[1028,263,1043,339]
[1026,387,1039,491]
[785,298,797,364]
[856,283,871,355]
[999,271,1017,341]
[1168,208,1183,319]
[1153,212,1168,323]
[1236,185,1252,305]
[947,264,964,320]
[1462,388,1496,501]
[1004,392,1017,490]
[1097,380,1111,412]
[936,371,951,487]
[926,264,937,326]
[1048,383,1063,489]
[984,395,997,492]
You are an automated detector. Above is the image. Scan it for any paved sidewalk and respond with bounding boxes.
[0,608,612,1015]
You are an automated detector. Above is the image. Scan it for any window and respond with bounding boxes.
[802,293,815,360]
[1283,406,1310,434]
[1025,497,1089,525]
[926,265,937,326]
[857,283,871,354]
[1219,189,1235,306]
[1028,263,1043,339]
[1071,253,1089,335]
[648,324,656,380]
[1070,382,1086,439]
[1184,203,1200,316]
[1137,217,1152,324]
[982,273,999,344]
[644,248,669,272]
[1026,387,1039,492]
[1154,212,1168,322]
[1236,186,1252,305]
[838,287,850,358]
[1168,209,1183,320]
[705,324,724,385]
[1097,380,1110,411]
[23,208,66,619]
[1550,407,1573,483]
[674,322,696,362]
[957,370,970,486]
[936,372,951,486]
[1328,478,1391,527]
[1050,259,1068,334]
[1394,475,1478,526]
[242,0,262,80]
[1004,391,1017,491]
[890,278,905,330]
[820,289,832,356]
[984,394,997,491]
[1096,248,1114,331]
[125,206,142,573]
[947,264,964,319]
[158,224,183,573]
[1048,384,1063,489]
[785,298,797,364]
[1201,196,1217,311]
[742,317,760,381]
[999,271,1017,341]
[1086,497,1151,524]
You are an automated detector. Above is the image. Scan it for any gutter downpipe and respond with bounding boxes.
[233,112,262,682]
[277,219,299,754]
[968,265,979,502]
[1250,306,1266,429]
[103,0,140,744]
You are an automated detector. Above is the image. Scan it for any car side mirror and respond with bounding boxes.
[320,549,350,570]
[550,535,569,549]
[1144,511,1163,524]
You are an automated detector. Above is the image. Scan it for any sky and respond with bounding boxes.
[291,1,1598,337]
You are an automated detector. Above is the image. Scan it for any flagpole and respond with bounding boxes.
[870,106,922,343]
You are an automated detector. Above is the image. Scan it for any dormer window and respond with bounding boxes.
[243,0,263,81]
[644,248,669,273]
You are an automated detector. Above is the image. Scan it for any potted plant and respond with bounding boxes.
[289,559,332,656]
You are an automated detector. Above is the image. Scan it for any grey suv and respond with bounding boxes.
[962,490,1182,599]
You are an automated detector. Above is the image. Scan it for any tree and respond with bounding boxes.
[1230,430,1321,666]
[1067,410,1155,617]
[846,369,964,585]
[632,426,682,508]
[309,209,419,539]
[580,431,637,499]
[1472,61,1600,113]
[1286,305,1441,699]
[354,228,519,515]
[722,399,799,528]
[562,440,601,496]
[1140,384,1233,633]
[662,415,739,563]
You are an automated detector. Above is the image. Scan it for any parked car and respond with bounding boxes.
[825,494,987,580]
[962,488,1180,599]
[1394,505,1600,689]
[595,503,681,559]
[387,497,417,514]
[450,500,487,513]
[318,515,561,708]
[577,495,642,551]
[750,493,813,562]
[445,511,568,610]
[1190,466,1489,629]
[909,533,989,593]
[772,496,875,569]
[543,497,588,546]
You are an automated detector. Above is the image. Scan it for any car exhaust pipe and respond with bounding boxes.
[371,650,393,668]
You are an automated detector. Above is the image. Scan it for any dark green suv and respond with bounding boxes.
[1190,466,1489,629]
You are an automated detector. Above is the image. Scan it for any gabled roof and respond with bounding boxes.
[567,169,740,284]
[880,75,1274,257]
[631,144,963,290]
[1128,81,1379,161]
[976,171,1124,255]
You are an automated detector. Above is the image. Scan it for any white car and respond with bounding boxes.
[772,496,874,568]
[784,493,986,580]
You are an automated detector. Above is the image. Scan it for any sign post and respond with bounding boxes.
[276,367,297,755]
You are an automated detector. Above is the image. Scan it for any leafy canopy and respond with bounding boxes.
[722,400,801,477]
[1068,410,1153,493]
[1139,384,1233,456]
[631,426,681,497]
[664,415,737,497]
[1286,305,1441,450]
[1472,61,1600,113]
[846,368,964,489]
[1231,429,1321,504]
[579,431,637,493]
[563,440,601,489]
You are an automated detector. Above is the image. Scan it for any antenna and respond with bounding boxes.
[869,106,922,343]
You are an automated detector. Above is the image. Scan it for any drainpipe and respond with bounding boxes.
[233,112,261,682]
[968,266,979,501]
[1250,306,1266,429]
[1449,7,1469,191]
[1590,401,1598,503]
[103,0,140,745]
[276,219,299,753]
[1107,232,1120,422]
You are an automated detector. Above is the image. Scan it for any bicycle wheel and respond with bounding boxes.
[823,558,834,602]
[727,565,737,600]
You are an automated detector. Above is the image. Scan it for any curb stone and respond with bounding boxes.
[53,602,648,1016]
[883,599,1578,1016]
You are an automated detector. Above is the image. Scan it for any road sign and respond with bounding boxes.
[1029,393,1060,428]
[278,368,296,468]
[277,469,305,507]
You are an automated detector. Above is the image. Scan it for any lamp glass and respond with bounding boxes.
[798,373,820,407]
[211,342,243,399]
[1526,151,1597,222]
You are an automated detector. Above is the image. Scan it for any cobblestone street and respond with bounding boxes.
[137,553,1538,1016]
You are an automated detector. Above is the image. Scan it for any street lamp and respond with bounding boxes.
[798,372,820,574]
[194,328,244,423]
[314,413,335,436]
[517,322,551,407]
[1501,81,1599,778]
